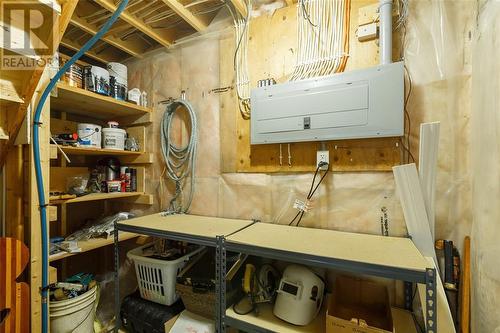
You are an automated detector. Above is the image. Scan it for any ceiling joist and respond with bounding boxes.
[70,15,144,58]
[230,0,247,17]
[60,38,115,64]
[94,0,173,48]
[160,0,207,32]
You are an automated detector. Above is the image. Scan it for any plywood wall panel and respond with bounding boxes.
[219,2,403,173]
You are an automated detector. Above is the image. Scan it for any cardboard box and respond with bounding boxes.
[326,276,394,333]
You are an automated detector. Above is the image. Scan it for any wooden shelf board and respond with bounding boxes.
[56,145,143,156]
[118,214,255,239]
[226,223,430,272]
[226,304,417,333]
[49,191,146,204]
[49,232,137,262]
[51,82,152,119]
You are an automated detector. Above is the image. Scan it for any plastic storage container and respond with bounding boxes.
[102,127,126,150]
[49,285,98,333]
[127,243,204,306]
[77,123,101,148]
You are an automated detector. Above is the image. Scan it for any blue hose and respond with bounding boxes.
[33,1,129,332]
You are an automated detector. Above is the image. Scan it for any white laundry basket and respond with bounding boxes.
[127,243,204,305]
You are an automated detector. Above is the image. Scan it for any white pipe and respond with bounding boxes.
[379,0,393,65]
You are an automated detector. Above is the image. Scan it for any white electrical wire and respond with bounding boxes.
[394,0,409,31]
[227,0,252,119]
[160,99,198,214]
[290,0,350,81]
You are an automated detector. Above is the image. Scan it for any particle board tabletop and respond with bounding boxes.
[117,213,254,244]
[225,223,429,273]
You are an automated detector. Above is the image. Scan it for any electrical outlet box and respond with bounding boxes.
[317,150,329,170]
[358,22,378,42]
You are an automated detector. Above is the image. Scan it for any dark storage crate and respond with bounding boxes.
[120,291,184,333]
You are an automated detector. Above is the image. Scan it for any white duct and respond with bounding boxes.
[379,0,393,64]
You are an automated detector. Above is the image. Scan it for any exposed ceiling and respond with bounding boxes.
[60,0,251,64]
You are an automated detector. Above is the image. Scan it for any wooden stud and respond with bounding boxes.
[160,0,207,32]
[70,15,144,58]
[94,0,173,48]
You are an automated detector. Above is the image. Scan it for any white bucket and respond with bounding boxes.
[107,62,127,100]
[102,127,126,150]
[49,286,98,333]
[84,65,110,95]
[107,62,127,85]
[77,123,101,148]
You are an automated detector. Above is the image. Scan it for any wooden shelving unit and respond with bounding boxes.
[49,232,138,262]
[47,75,154,293]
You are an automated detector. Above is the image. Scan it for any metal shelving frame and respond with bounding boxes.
[217,234,437,333]
[112,215,256,332]
[112,217,437,333]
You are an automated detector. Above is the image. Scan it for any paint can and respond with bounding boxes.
[102,127,126,150]
[63,63,83,88]
[107,62,127,100]
[83,66,110,95]
[77,123,101,148]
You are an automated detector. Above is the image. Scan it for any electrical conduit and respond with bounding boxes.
[379,0,393,65]
[32,1,129,332]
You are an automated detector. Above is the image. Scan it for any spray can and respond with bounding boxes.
[125,168,131,192]
[130,168,137,192]
[120,166,128,192]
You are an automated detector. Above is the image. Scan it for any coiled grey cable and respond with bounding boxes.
[160,99,198,213]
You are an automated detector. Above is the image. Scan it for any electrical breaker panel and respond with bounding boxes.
[250,61,404,144]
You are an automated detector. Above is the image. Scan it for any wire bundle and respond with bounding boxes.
[394,0,409,31]
[290,0,351,81]
[160,99,198,214]
[289,162,329,227]
[227,0,252,119]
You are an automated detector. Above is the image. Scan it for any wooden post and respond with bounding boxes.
[28,69,51,333]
